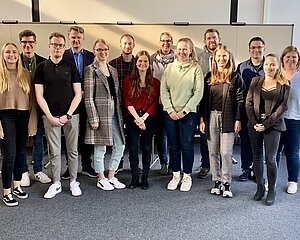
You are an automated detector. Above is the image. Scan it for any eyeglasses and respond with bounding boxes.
[94,48,109,52]
[160,40,172,43]
[20,41,35,45]
[250,46,264,50]
[49,43,65,49]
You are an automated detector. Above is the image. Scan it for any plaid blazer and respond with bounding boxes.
[84,60,125,145]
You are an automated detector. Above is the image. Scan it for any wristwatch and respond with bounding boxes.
[183,111,187,115]
[66,114,72,120]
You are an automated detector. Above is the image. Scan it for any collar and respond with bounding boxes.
[71,48,84,55]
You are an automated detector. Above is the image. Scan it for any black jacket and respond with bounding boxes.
[200,71,245,140]
[246,76,290,131]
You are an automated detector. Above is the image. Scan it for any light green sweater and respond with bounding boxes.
[160,59,204,114]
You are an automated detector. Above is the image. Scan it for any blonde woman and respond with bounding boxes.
[199,44,245,198]
[161,37,203,192]
[246,53,290,206]
[0,43,37,207]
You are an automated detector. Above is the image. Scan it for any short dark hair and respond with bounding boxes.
[19,29,37,41]
[248,37,265,48]
[204,28,220,40]
[68,26,84,35]
[49,32,66,43]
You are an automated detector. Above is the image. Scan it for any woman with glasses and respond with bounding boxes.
[246,53,290,206]
[123,50,160,190]
[0,43,37,207]
[84,39,126,191]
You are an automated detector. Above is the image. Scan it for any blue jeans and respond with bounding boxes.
[155,105,167,165]
[240,124,253,171]
[126,116,156,177]
[93,103,125,173]
[32,116,44,173]
[0,110,29,189]
[164,112,198,174]
[277,119,300,182]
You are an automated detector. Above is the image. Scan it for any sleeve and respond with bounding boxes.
[262,84,290,130]
[145,78,160,117]
[246,77,258,127]
[122,77,132,109]
[70,62,81,84]
[234,73,246,121]
[183,65,204,114]
[84,66,99,124]
[33,62,45,85]
[160,65,175,113]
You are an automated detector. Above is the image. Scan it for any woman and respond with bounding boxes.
[123,50,160,190]
[84,39,126,191]
[151,32,175,175]
[276,46,300,194]
[199,44,245,198]
[161,37,203,192]
[0,43,37,207]
[246,53,290,206]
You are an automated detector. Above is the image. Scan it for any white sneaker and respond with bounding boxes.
[108,177,126,189]
[180,175,192,192]
[222,183,233,198]
[20,172,30,187]
[70,181,82,197]
[167,176,181,190]
[34,172,51,184]
[44,182,62,199]
[97,178,114,191]
[287,181,297,194]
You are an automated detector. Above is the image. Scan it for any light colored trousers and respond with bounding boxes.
[94,101,125,173]
[43,114,80,182]
[207,111,235,184]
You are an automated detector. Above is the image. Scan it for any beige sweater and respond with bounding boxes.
[0,69,37,137]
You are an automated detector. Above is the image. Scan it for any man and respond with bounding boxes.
[34,32,82,198]
[61,26,96,179]
[237,36,265,181]
[109,33,136,172]
[19,29,51,186]
[150,32,175,175]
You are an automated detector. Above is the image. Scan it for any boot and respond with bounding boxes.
[253,184,265,201]
[141,175,149,190]
[128,175,139,189]
[266,189,276,206]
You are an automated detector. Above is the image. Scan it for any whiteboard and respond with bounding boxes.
[0,23,293,64]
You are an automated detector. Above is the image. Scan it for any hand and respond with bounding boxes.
[199,122,205,133]
[139,122,146,130]
[0,134,4,139]
[169,111,179,120]
[177,111,186,119]
[134,117,144,126]
[234,121,241,133]
[59,115,68,125]
[49,116,64,127]
[90,122,99,130]
[254,123,265,132]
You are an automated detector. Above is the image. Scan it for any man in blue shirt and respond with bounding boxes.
[237,36,265,181]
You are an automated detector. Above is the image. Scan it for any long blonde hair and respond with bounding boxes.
[266,53,289,86]
[0,43,30,94]
[209,44,233,85]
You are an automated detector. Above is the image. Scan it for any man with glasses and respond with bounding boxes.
[62,26,96,180]
[19,29,51,186]
[34,32,82,198]
[109,33,136,172]
[237,37,266,181]
[150,32,175,175]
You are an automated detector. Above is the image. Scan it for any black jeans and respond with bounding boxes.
[0,110,29,189]
[248,127,281,190]
[126,116,156,178]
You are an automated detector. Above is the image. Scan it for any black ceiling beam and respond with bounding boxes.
[32,0,40,22]
[230,0,238,23]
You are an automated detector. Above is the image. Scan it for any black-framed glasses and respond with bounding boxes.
[49,43,65,49]
[20,41,36,45]
[160,39,172,43]
[94,48,109,52]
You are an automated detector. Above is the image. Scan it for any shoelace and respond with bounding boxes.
[6,193,14,200]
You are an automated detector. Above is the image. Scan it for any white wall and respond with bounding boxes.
[0,0,31,21]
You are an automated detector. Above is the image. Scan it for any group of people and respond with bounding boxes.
[0,26,299,208]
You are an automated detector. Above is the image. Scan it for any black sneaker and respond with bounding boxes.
[13,187,28,199]
[210,181,222,195]
[3,193,18,207]
[222,182,233,198]
[81,167,98,178]
[61,169,70,180]
[239,170,251,182]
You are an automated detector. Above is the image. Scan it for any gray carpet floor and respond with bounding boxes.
[0,144,300,240]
